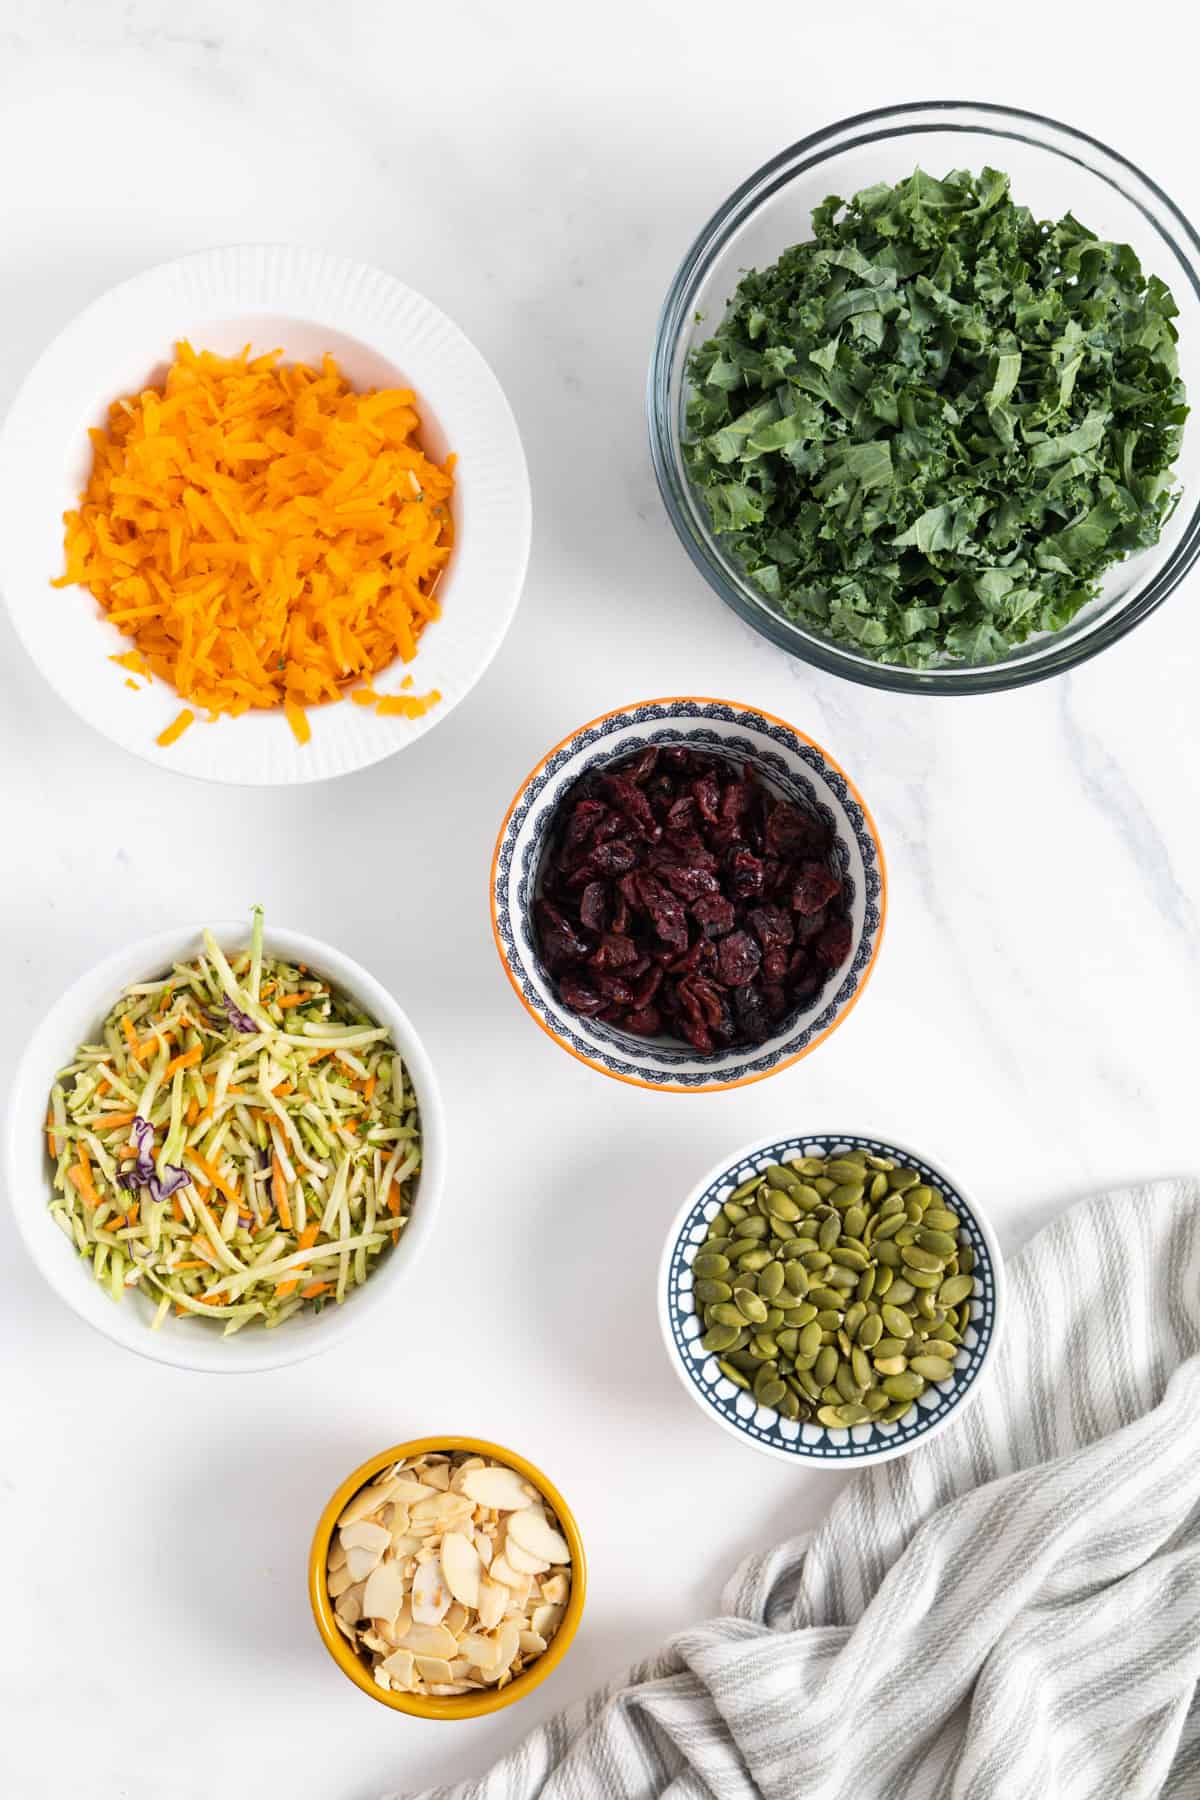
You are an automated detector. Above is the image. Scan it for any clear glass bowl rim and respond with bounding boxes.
[647,99,1200,695]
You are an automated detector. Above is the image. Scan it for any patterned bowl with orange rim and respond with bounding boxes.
[490,698,886,1092]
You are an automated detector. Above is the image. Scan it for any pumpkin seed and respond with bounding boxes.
[734,1289,769,1323]
[709,1302,745,1328]
[938,1274,975,1308]
[882,1371,926,1401]
[901,1244,944,1274]
[701,1323,741,1353]
[908,1355,954,1382]
[717,1359,750,1389]
[758,1261,785,1299]
[694,1279,732,1304]
[693,1252,730,1277]
[881,1304,912,1338]
[857,1313,883,1350]
[729,1176,762,1202]
[813,1346,839,1387]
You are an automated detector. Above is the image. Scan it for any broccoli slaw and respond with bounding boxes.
[45,909,421,1333]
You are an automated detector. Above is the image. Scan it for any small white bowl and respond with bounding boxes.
[4,921,445,1373]
[491,697,886,1092]
[659,1131,1004,1466]
[0,245,531,785]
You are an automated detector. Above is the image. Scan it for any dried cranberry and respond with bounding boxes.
[691,893,736,939]
[578,881,609,933]
[589,932,641,972]
[691,773,720,823]
[562,798,607,857]
[816,918,853,968]
[728,848,765,898]
[762,948,789,983]
[624,746,659,785]
[766,800,826,859]
[747,904,794,951]
[794,905,826,943]
[587,838,639,878]
[624,1004,662,1036]
[595,973,635,1006]
[646,891,687,953]
[535,901,592,970]
[716,930,762,988]
[718,780,753,831]
[658,862,719,902]
[792,861,842,916]
[601,774,660,840]
[666,795,698,834]
[631,965,663,1008]
[732,984,772,1043]
[558,974,604,1015]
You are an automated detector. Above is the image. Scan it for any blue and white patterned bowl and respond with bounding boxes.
[489,698,886,1092]
[659,1132,1004,1465]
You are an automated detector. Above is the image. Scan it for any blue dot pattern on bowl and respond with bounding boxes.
[666,1135,996,1460]
[493,701,883,1085]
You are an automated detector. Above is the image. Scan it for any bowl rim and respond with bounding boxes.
[0,241,532,784]
[657,1129,1006,1466]
[488,695,888,1093]
[3,919,445,1373]
[648,99,1200,695]
[307,1435,587,1719]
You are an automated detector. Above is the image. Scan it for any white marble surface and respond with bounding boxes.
[2,2,1199,1795]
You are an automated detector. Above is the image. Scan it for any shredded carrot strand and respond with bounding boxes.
[165,1044,203,1076]
[300,1280,331,1299]
[271,1155,292,1232]
[186,1150,239,1206]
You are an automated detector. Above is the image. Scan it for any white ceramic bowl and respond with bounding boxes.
[0,245,531,784]
[490,698,886,1092]
[659,1131,1004,1467]
[4,921,445,1372]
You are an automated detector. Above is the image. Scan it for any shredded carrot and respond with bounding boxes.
[55,343,454,747]
[109,648,148,677]
[274,1277,301,1299]
[271,1155,292,1232]
[121,1015,144,1062]
[157,708,195,747]
[275,992,316,1010]
[187,1150,238,1206]
[92,1110,137,1131]
[95,1079,110,1097]
[185,1097,199,1125]
[46,1108,58,1159]
[300,1281,331,1299]
[172,1195,186,1224]
[297,1222,320,1252]
[385,1178,400,1216]
[363,1074,376,1102]
[165,1044,203,1076]
[174,1259,208,1271]
[68,1147,100,1208]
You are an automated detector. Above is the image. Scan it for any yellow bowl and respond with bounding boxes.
[308,1436,587,1719]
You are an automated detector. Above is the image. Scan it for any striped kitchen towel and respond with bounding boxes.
[390,1181,1200,1800]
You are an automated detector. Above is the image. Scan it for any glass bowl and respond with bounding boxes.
[648,102,1200,694]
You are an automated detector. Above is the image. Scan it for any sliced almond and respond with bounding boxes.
[540,1573,570,1607]
[362,1560,408,1626]
[340,1520,392,1555]
[327,1563,357,1600]
[372,1665,392,1690]
[460,1466,538,1511]
[489,1619,522,1673]
[531,1603,564,1640]
[337,1476,403,1529]
[389,1532,422,1558]
[507,1507,570,1565]
[415,1655,454,1684]
[327,1539,347,1574]
[335,1580,366,1625]
[476,1577,507,1630]
[410,1557,451,1625]
[399,1623,458,1659]
[489,1554,532,1597]
[503,1539,550,1576]
[345,1543,385,1582]
[445,1601,469,1638]
[380,1647,416,1688]
[441,1532,483,1608]
[519,1629,548,1656]
[450,1456,486,1493]
[474,1530,494,1569]
[428,1682,471,1695]
[422,1462,451,1491]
